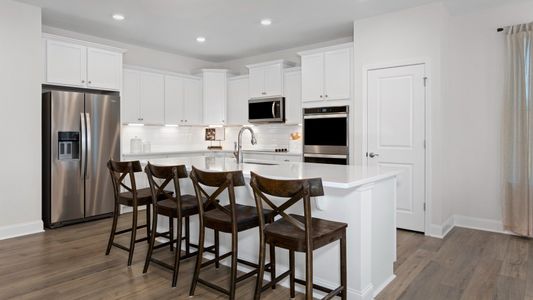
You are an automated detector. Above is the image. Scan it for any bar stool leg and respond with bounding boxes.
[254,235,267,300]
[289,250,295,299]
[340,232,347,300]
[171,217,183,287]
[185,216,190,255]
[169,216,174,251]
[143,207,159,273]
[145,204,151,243]
[105,202,119,255]
[189,221,205,296]
[214,230,220,268]
[128,206,138,266]
[229,232,238,300]
[270,244,276,289]
[305,248,313,300]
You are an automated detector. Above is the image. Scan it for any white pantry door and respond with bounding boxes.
[367,64,426,232]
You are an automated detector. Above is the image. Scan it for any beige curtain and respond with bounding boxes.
[503,23,533,236]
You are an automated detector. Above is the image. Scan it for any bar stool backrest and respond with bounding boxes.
[107,160,143,204]
[145,162,188,213]
[189,166,245,227]
[250,171,324,234]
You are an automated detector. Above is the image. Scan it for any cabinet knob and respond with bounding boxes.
[262,92,266,95]
[325,94,328,98]
[320,95,323,98]
[88,80,92,84]
[81,80,85,83]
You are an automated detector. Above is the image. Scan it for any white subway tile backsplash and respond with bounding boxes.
[121,124,302,154]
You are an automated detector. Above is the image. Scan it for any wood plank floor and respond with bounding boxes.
[0,214,530,299]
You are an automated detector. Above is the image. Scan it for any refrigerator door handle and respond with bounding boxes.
[85,113,91,179]
[80,113,86,179]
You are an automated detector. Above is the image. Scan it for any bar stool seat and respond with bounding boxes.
[204,203,273,232]
[265,214,347,252]
[157,194,200,216]
[118,187,170,206]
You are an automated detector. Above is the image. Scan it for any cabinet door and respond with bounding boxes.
[324,48,351,100]
[87,47,122,91]
[301,53,324,102]
[263,64,283,97]
[203,72,227,125]
[284,71,302,124]
[122,69,141,123]
[227,77,249,125]
[248,67,265,98]
[140,72,165,125]
[164,75,184,125]
[183,77,203,125]
[46,40,86,87]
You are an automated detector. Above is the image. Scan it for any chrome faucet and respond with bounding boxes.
[234,126,257,163]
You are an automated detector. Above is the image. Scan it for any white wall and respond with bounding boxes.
[218,37,353,74]
[354,3,449,228]
[42,26,216,74]
[443,1,533,227]
[354,1,533,235]
[0,0,43,238]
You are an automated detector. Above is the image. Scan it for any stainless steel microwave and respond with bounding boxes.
[248,97,285,124]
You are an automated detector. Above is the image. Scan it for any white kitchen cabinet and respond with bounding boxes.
[140,72,165,125]
[86,47,122,90]
[201,69,228,125]
[164,75,184,125]
[247,60,290,98]
[123,69,141,123]
[299,43,352,102]
[227,75,249,125]
[45,39,86,87]
[284,68,302,124]
[44,36,123,91]
[183,77,203,125]
[123,69,164,125]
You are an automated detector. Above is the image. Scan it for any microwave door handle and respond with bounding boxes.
[272,102,276,118]
[80,113,86,179]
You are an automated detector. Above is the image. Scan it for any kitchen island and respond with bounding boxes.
[137,156,398,300]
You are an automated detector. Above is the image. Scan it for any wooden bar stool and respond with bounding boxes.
[143,162,218,287]
[105,160,173,266]
[250,172,347,300]
[189,166,274,300]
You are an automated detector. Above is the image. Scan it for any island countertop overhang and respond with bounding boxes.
[139,156,398,189]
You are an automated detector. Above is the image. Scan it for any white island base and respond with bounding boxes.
[137,156,398,300]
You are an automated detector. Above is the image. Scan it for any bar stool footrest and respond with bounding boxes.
[294,278,345,298]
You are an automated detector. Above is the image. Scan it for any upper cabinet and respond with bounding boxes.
[201,69,228,125]
[284,68,302,124]
[43,35,124,91]
[122,68,164,125]
[247,60,292,98]
[164,75,203,126]
[227,75,250,126]
[299,43,352,102]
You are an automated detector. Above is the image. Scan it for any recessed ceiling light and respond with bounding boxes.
[112,14,125,21]
[260,18,272,26]
[196,36,206,43]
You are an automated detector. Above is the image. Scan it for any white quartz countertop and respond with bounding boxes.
[122,149,302,157]
[140,156,397,190]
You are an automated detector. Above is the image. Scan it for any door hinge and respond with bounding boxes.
[423,77,428,87]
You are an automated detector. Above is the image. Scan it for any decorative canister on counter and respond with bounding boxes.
[289,131,302,153]
[130,136,142,154]
[142,141,151,153]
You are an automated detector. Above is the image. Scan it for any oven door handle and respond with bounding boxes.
[304,154,348,159]
[303,114,348,119]
[272,102,276,118]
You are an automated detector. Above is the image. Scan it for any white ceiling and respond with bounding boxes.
[16,0,526,62]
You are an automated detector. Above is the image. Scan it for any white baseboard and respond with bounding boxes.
[0,220,44,240]
[373,274,396,298]
[429,215,512,239]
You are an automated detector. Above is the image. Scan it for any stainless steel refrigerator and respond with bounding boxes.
[42,90,120,228]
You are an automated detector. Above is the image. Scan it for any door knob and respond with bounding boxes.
[368,152,380,158]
